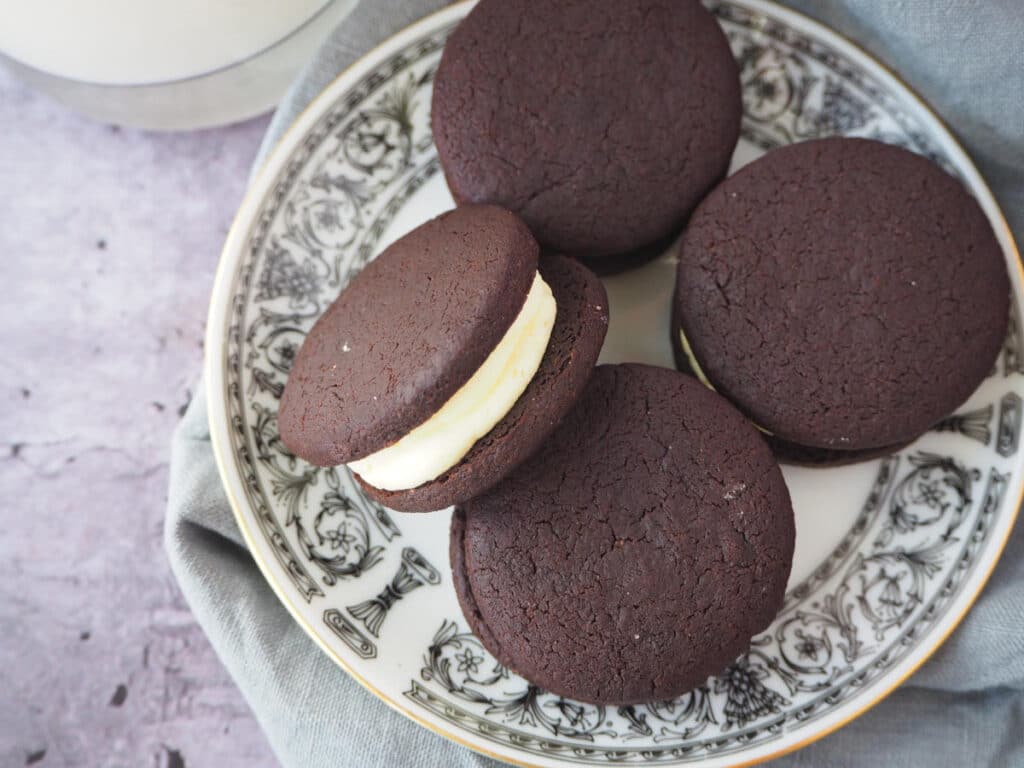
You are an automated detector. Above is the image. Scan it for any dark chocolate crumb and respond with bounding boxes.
[96,239,107,250]
[152,402,166,412]
[20,388,31,399]
[163,746,185,768]
[26,749,45,765]
[79,630,91,641]
[11,443,23,458]
[109,684,128,707]
[177,389,193,418]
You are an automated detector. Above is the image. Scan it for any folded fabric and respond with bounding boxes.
[166,1,1024,766]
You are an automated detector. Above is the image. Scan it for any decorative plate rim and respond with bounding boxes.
[203,2,1024,766]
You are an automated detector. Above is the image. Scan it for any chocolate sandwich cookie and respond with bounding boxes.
[359,254,608,511]
[452,364,795,705]
[278,205,608,512]
[432,0,741,270]
[674,137,1009,459]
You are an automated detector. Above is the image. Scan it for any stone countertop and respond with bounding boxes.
[0,67,276,767]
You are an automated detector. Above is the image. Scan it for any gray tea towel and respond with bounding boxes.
[165,1,1024,766]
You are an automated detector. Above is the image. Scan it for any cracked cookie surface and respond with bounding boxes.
[279,205,537,466]
[675,137,1009,452]
[671,295,911,466]
[451,364,794,705]
[432,0,741,265]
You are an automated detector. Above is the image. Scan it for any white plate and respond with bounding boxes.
[205,2,1024,765]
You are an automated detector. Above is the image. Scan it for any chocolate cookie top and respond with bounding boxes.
[675,138,1009,451]
[452,364,794,705]
[279,205,537,465]
[671,294,910,467]
[359,254,608,512]
[432,0,741,262]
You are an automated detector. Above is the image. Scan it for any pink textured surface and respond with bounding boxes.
[0,67,276,767]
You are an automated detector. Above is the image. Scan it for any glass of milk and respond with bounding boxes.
[0,0,357,130]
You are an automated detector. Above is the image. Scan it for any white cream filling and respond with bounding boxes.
[678,327,774,436]
[678,327,716,391]
[350,273,557,491]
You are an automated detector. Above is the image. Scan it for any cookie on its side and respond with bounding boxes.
[358,254,608,511]
[673,137,1009,463]
[432,0,741,271]
[278,205,608,512]
[452,364,795,705]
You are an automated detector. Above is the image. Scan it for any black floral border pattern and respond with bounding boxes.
[782,457,898,610]
[222,25,456,602]
[406,454,1010,763]
[714,1,951,169]
[215,1,1024,764]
